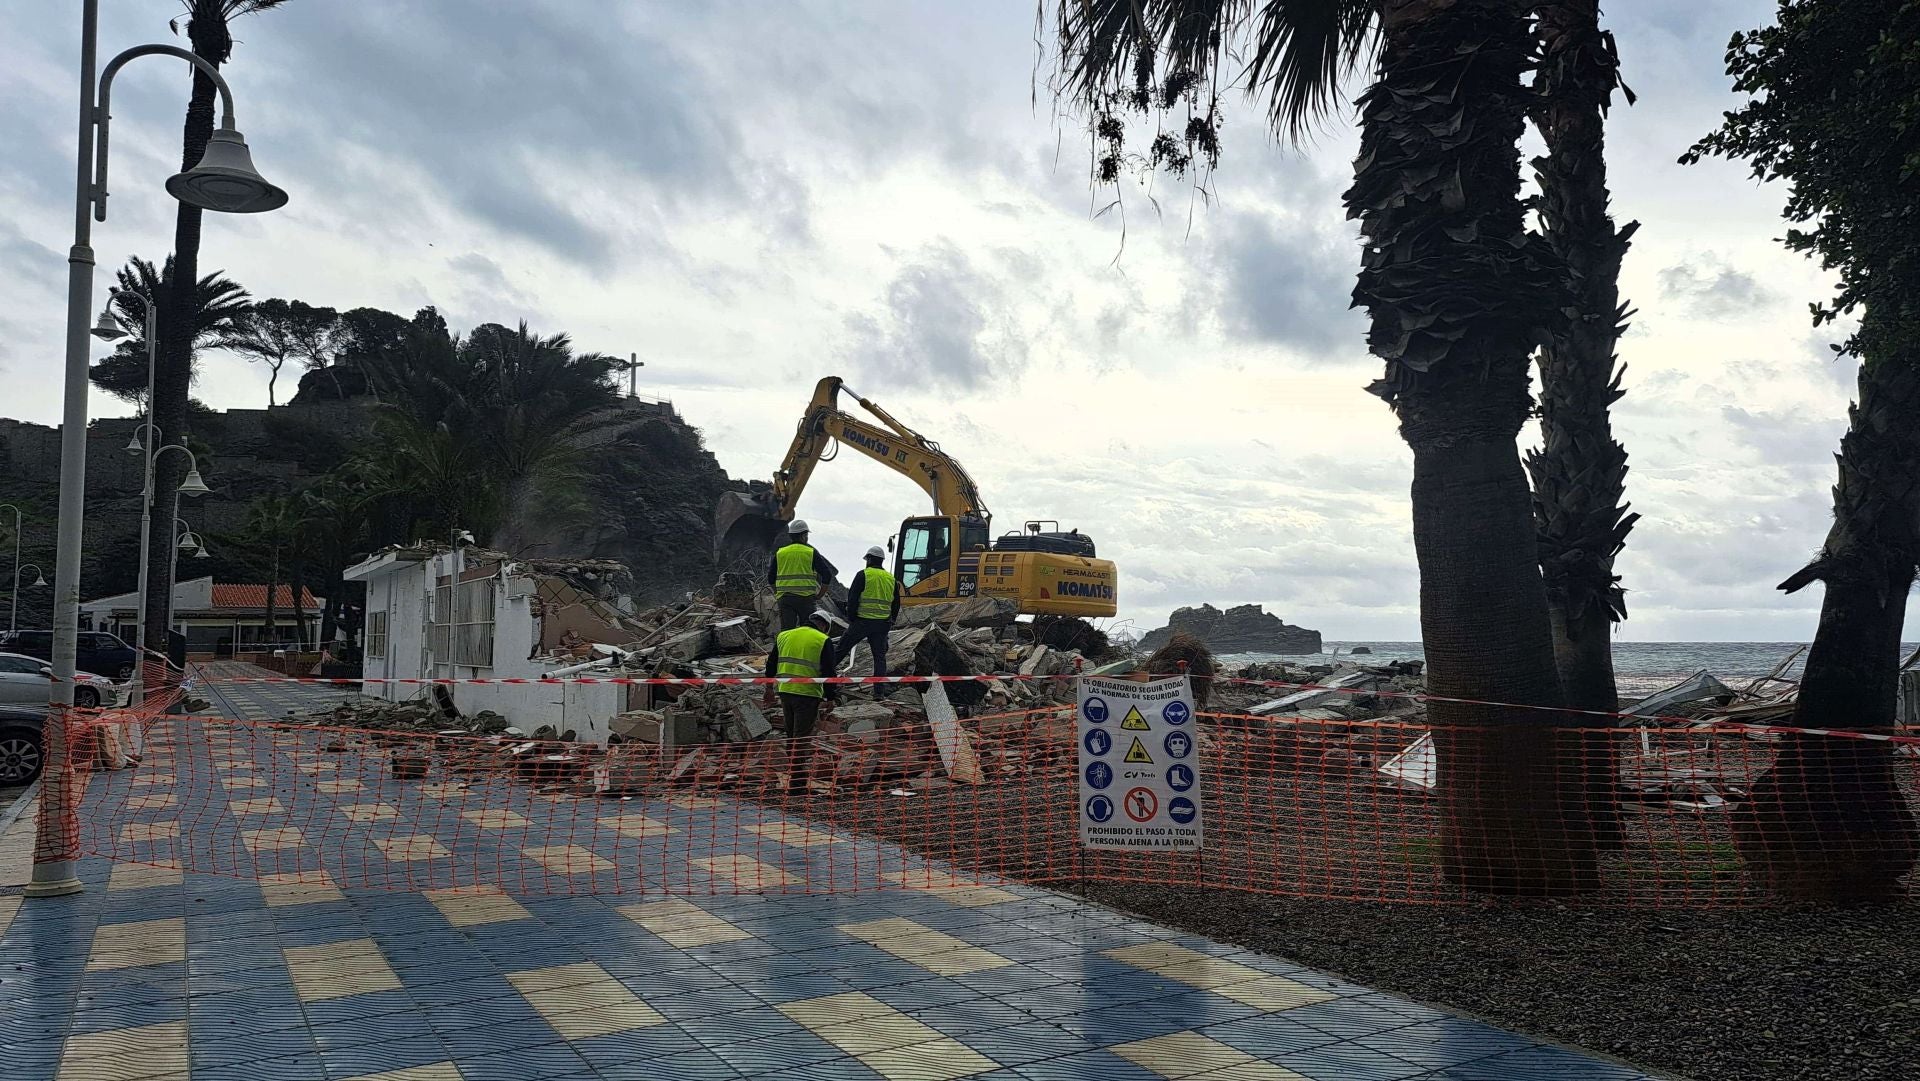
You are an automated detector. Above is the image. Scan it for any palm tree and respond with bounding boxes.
[1048,0,1599,892]
[1685,0,1919,901]
[87,257,251,402]
[240,495,297,647]
[1524,0,1639,847]
[143,0,291,660]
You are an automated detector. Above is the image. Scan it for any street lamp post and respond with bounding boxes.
[91,292,161,705]
[8,557,51,635]
[36,0,285,898]
[2,504,23,634]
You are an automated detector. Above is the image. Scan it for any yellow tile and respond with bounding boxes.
[665,794,725,809]
[228,798,286,815]
[130,773,173,786]
[222,774,268,789]
[694,853,798,888]
[375,834,450,862]
[745,822,842,847]
[298,761,339,773]
[781,994,998,1077]
[341,803,401,822]
[241,827,307,853]
[284,938,402,1002]
[260,871,346,908]
[598,814,673,838]
[880,870,1019,908]
[418,782,468,798]
[117,821,178,844]
[107,861,182,891]
[0,895,20,939]
[521,844,612,875]
[460,809,531,829]
[424,886,531,927]
[57,1020,188,1080]
[125,793,176,811]
[839,918,1012,977]
[616,899,753,948]
[87,917,185,970]
[1102,945,1334,1012]
[1112,1031,1311,1079]
[507,963,666,1039]
[316,778,364,794]
[337,1065,465,1081]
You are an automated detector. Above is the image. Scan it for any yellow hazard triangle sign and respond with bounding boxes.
[1120,706,1150,731]
[1123,737,1154,764]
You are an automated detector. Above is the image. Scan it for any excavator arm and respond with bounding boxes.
[716,377,989,564]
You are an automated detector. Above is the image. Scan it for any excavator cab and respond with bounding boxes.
[895,515,990,597]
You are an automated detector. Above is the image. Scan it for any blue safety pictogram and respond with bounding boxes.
[1163,730,1193,760]
[1162,700,1191,726]
[1167,763,1195,792]
[1084,760,1113,790]
[1167,797,1197,824]
[1083,697,1110,724]
[1084,729,1112,757]
[1085,795,1115,823]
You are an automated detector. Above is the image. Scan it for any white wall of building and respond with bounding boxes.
[347,549,623,743]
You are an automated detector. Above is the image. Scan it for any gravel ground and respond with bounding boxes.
[1069,885,1918,1081]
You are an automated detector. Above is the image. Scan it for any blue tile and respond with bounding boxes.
[1203,1014,1342,1056]
[1444,1046,1652,1080]
[310,1010,438,1050]
[679,1008,806,1048]
[190,1027,320,1070]
[439,1018,567,1056]
[192,1051,328,1081]
[708,1030,848,1074]
[1357,1020,1539,1070]
[740,1059,876,1081]
[452,1041,591,1081]
[956,1022,1097,1066]
[1015,1049,1167,1080]
[594,1046,747,1080]
[1284,1042,1437,1081]
[1048,1006,1189,1046]
[318,1035,449,1079]
[906,998,1038,1036]
[571,1023,705,1067]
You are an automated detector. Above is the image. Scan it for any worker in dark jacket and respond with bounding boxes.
[762,609,842,793]
[839,545,901,696]
[766,519,836,631]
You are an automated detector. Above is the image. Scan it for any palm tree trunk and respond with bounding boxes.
[289,557,310,650]
[1527,0,1639,849]
[263,546,278,644]
[1353,0,1597,894]
[143,16,228,655]
[1735,348,1920,901]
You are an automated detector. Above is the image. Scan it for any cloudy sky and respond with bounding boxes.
[2,1,1906,644]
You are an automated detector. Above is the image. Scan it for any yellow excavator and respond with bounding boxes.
[714,376,1119,618]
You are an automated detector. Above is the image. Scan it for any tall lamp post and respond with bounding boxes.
[113,428,209,707]
[3,503,25,634]
[35,0,286,898]
[90,289,168,706]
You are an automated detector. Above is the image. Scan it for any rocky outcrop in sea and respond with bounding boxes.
[1138,603,1323,655]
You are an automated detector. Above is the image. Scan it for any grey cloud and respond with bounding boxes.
[1211,207,1365,357]
[845,242,1024,390]
[1658,258,1777,319]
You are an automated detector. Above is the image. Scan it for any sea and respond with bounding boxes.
[1216,642,1920,698]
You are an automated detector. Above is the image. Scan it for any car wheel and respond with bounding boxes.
[74,686,101,709]
[0,727,43,786]
[118,665,134,680]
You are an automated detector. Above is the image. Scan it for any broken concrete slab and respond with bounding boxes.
[924,682,984,785]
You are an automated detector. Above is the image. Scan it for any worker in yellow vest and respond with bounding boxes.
[765,519,835,632]
[839,545,901,697]
[761,609,842,793]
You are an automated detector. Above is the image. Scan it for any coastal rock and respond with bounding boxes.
[1139,603,1322,655]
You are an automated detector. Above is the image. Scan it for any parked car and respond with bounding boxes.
[0,705,43,785]
[0,652,120,709]
[0,629,137,680]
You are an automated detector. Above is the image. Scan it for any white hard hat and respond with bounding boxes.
[865,546,885,560]
[810,608,844,628]
[787,519,809,535]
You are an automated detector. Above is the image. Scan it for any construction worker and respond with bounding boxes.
[840,545,901,696]
[762,608,841,793]
[767,519,835,632]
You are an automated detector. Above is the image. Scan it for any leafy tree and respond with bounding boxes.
[143,0,291,656]
[1047,0,1598,892]
[217,298,344,407]
[1684,0,1920,900]
[240,495,298,642]
[88,257,250,403]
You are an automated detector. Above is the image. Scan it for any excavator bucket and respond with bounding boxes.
[714,491,784,571]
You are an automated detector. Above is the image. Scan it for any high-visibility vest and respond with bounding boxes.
[856,567,898,621]
[776,625,828,698]
[774,543,819,597]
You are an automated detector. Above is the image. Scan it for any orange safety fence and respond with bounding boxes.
[55,691,1920,906]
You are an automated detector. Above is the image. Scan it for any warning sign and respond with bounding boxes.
[1077,675,1204,851]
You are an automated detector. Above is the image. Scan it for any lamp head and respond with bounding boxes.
[125,432,144,455]
[29,573,47,588]
[192,546,210,559]
[165,124,289,214]
[91,305,126,341]
[176,533,199,552]
[178,469,211,497]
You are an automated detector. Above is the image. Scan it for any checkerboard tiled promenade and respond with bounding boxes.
[0,669,1663,1080]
